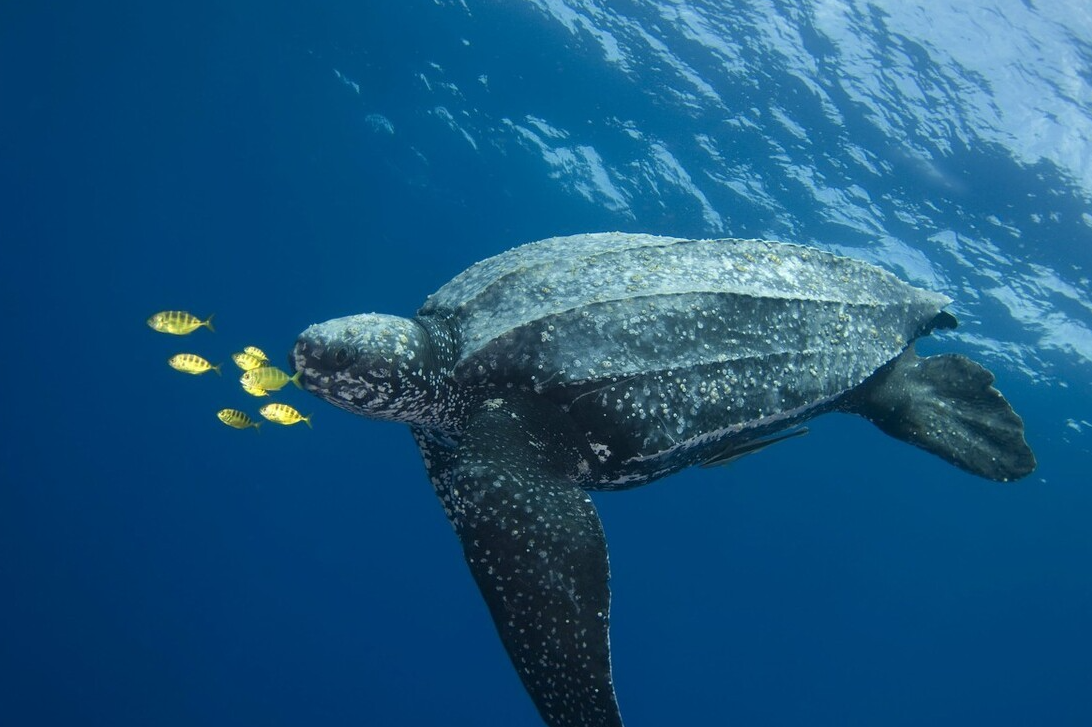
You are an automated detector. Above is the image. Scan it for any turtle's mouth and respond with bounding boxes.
[292,313,431,422]
[293,323,369,398]
[292,328,333,394]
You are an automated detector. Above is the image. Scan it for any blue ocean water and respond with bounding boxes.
[4,1,1091,725]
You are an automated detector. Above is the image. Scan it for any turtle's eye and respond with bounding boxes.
[332,346,353,367]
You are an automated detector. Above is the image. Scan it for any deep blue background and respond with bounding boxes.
[3,2,1091,726]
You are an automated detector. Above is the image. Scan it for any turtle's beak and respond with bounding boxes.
[292,326,328,392]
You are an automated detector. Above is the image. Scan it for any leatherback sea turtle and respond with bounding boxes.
[291,233,1034,727]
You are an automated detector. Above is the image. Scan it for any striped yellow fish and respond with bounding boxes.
[259,403,312,428]
[168,353,221,376]
[232,351,267,371]
[241,381,270,397]
[217,408,261,431]
[147,310,214,335]
[240,365,301,392]
[243,346,268,361]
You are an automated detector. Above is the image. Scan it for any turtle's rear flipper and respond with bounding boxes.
[849,345,1035,481]
[426,396,623,727]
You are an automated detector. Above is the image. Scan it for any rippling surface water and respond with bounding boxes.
[6,2,1091,725]
[346,0,1092,385]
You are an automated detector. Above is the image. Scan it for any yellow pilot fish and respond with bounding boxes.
[259,403,312,428]
[217,408,261,431]
[168,353,221,376]
[243,346,268,361]
[240,365,301,392]
[241,381,270,397]
[147,311,214,335]
[232,351,267,371]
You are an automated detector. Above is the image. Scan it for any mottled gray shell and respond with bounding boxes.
[420,233,951,473]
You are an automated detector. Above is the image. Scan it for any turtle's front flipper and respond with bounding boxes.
[440,396,622,727]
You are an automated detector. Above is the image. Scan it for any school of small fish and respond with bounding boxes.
[147,310,312,432]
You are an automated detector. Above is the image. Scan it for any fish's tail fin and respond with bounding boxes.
[212,363,222,376]
[203,314,215,333]
[302,414,313,429]
[847,346,1035,481]
[290,370,303,389]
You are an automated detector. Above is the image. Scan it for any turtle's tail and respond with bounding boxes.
[847,345,1035,481]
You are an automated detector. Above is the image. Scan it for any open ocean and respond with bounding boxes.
[4,1,1091,725]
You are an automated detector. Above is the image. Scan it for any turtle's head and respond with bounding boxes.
[292,313,442,424]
